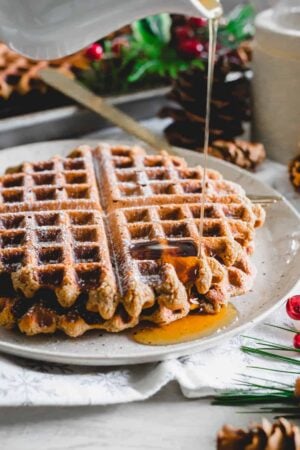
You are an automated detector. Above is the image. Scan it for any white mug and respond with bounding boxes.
[253,8,300,164]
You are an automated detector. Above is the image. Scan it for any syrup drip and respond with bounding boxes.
[161,254,199,285]
[130,239,197,260]
[132,303,238,346]
[131,18,219,275]
[129,17,225,346]
[198,17,219,256]
[130,238,199,286]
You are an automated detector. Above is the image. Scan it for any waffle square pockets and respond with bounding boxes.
[0,143,265,337]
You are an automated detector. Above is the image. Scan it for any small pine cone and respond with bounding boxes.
[295,377,300,398]
[209,139,266,171]
[217,418,300,450]
[289,154,300,191]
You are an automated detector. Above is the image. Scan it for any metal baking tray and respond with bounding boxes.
[0,86,169,149]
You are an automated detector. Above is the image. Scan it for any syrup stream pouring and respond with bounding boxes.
[198,17,218,256]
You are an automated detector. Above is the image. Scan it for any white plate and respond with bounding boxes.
[0,139,299,366]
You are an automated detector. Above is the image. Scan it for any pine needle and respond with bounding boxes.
[248,366,300,375]
[212,324,300,415]
[242,336,300,352]
[264,323,298,334]
[241,346,300,365]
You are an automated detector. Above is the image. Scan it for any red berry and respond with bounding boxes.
[188,17,207,28]
[85,43,103,61]
[293,334,300,349]
[286,296,300,320]
[178,38,204,57]
[111,37,129,54]
[174,26,193,41]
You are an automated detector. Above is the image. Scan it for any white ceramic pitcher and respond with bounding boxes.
[0,0,222,60]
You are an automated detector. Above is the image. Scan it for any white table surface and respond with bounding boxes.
[0,119,299,450]
[0,382,276,450]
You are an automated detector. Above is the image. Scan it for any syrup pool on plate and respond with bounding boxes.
[132,304,238,346]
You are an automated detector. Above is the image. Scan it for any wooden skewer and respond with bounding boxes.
[247,195,282,205]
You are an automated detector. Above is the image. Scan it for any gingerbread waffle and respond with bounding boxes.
[0,143,265,337]
[0,145,100,213]
[96,145,247,210]
[0,248,255,337]
[107,202,257,320]
[0,146,120,321]
[0,42,89,100]
[0,288,137,337]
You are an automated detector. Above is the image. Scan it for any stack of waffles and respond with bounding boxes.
[0,43,89,100]
[0,143,265,337]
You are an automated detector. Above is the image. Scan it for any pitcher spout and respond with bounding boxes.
[173,0,223,19]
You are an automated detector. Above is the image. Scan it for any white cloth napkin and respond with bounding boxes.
[1,120,299,406]
[0,302,298,406]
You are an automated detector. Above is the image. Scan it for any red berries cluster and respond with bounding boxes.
[286,296,300,348]
[85,38,129,62]
[85,16,209,61]
[174,16,207,58]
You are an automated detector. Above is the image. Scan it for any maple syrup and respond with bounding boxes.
[130,238,200,286]
[130,20,219,263]
[132,303,238,346]
[161,254,199,285]
[130,239,197,260]
[129,17,224,345]
[198,17,218,251]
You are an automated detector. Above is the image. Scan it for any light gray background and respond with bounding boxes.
[226,0,272,12]
[0,383,273,450]
[0,2,288,449]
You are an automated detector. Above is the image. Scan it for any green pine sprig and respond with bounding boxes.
[120,14,204,84]
[79,14,203,96]
[218,4,255,48]
[79,4,255,96]
[212,324,300,417]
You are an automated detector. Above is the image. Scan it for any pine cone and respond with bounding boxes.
[289,154,300,192]
[294,378,300,398]
[209,139,266,171]
[160,51,252,151]
[217,418,300,450]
